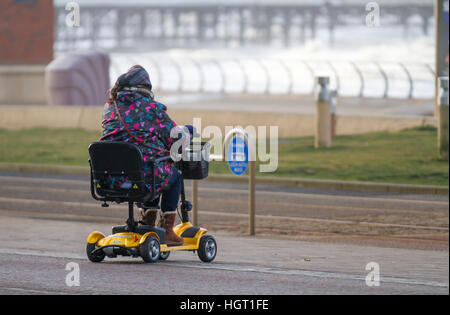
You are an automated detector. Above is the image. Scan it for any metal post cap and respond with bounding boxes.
[316,77,330,85]
[438,77,449,89]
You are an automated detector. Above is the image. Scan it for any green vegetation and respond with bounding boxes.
[0,126,448,186]
[0,128,99,167]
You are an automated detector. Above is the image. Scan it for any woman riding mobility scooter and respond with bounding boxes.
[86,140,217,263]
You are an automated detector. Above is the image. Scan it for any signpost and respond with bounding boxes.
[225,129,256,236]
[195,127,256,236]
[192,180,198,226]
[227,136,249,176]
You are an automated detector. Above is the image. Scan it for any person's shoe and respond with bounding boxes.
[160,212,184,246]
[140,209,158,227]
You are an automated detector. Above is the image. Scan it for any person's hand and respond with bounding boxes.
[184,125,199,139]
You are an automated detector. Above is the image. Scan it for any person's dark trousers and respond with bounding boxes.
[161,166,182,213]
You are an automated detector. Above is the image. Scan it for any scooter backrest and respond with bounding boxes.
[89,141,145,181]
[88,141,154,202]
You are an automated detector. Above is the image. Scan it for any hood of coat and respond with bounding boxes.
[116,67,152,90]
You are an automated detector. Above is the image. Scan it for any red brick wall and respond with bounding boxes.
[0,0,54,64]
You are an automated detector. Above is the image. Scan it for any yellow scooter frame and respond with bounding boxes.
[87,221,216,263]
[161,221,207,252]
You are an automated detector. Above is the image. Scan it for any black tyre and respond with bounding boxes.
[86,243,105,263]
[159,251,170,261]
[140,236,160,263]
[197,235,217,263]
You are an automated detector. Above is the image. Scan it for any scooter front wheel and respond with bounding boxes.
[197,235,217,263]
[159,251,170,261]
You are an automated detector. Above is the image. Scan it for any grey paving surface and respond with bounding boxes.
[0,172,448,295]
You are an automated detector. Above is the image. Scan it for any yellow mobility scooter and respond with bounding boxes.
[86,141,216,263]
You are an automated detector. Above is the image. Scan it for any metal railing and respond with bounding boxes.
[54,2,434,50]
[110,55,435,99]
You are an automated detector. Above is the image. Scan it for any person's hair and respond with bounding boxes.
[107,65,154,103]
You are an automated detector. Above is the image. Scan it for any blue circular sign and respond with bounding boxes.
[227,136,249,176]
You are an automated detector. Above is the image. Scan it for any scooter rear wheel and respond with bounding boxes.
[86,243,105,263]
[140,236,160,263]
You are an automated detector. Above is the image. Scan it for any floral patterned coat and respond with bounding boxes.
[100,90,180,194]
